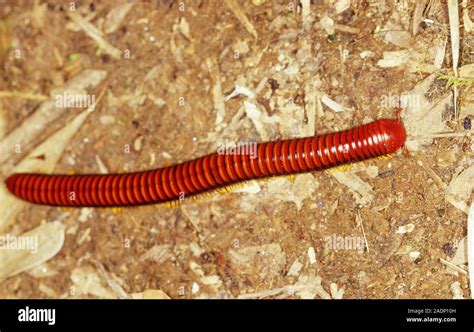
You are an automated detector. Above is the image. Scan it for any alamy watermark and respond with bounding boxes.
[380,92,420,111]
[55,92,95,109]
[0,234,38,254]
[18,306,55,326]
[324,234,365,254]
[217,140,257,159]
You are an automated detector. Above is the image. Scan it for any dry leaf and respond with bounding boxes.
[0,69,107,166]
[71,266,118,298]
[229,243,286,278]
[1,110,93,232]
[104,2,134,34]
[224,0,258,39]
[377,50,410,68]
[0,222,65,281]
[332,172,374,206]
[401,73,451,151]
[445,166,474,214]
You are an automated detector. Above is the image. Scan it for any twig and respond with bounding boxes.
[334,24,360,34]
[447,0,460,77]
[92,259,130,299]
[206,58,225,128]
[440,258,468,275]
[238,285,307,299]
[413,132,469,138]
[224,0,258,39]
[0,69,107,166]
[67,11,122,59]
[0,91,49,101]
[356,211,370,253]
[412,0,428,35]
[447,0,460,119]
[418,160,447,190]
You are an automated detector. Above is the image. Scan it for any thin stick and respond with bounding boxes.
[414,132,469,138]
[67,11,122,59]
[0,91,49,101]
[223,0,258,39]
[447,0,460,120]
[356,211,370,253]
[440,258,468,275]
[418,160,447,190]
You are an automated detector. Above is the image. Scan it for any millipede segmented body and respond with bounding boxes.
[5,119,406,207]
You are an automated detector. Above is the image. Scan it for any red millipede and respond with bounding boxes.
[4,119,406,207]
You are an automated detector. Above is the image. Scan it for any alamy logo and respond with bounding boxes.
[217,140,257,159]
[55,92,95,108]
[324,234,366,254]
[380,92,420,111]
[18,306,56,326]
[0,234,38,253]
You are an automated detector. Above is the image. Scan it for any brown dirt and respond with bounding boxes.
[0,0,472,299]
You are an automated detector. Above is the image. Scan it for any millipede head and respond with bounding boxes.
[378,119,406,154]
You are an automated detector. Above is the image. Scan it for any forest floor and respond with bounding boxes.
[0,0,473,299]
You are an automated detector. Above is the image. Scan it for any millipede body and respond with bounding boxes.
[5,119,406,207]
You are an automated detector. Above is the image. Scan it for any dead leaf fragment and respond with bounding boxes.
[0,222,65,281]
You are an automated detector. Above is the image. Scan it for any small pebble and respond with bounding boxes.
[99,115,116,125]
[191,282,200,294]
[78,208,93,223]
[396,223,415,234]
[133,136,143,151]
[161,151,172,159]
[463,116,471,130]
[308,247,316,264]
[409,251,420,261]
[66,156,76,165]
[360,50,374,59]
